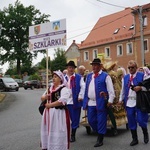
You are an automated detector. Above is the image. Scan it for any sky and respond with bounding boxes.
[0,0,150,73]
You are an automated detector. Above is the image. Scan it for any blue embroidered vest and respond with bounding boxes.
[83,71,108,111]
[71,74,82,108]
[123,72,144,105]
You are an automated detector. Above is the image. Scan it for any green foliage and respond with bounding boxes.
[37,49,67,72]
[5,63,37,76]
[4,47,67,77]
[0,0,50,75]
[13,74,21,79]
[51,48,67,72]
[21,65,37,75]
[39,57,51,69]
[29,73,41,80]
[5,68,17,76]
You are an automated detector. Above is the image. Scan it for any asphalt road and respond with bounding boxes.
[0,88,43,150]
[0,88,150,150]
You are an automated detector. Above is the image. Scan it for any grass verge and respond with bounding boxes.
[0,93,6,103]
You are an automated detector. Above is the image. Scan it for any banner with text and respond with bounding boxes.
[29,19,66,51]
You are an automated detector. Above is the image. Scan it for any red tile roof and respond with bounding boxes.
[80,7,134,49]
[142,3,150,9]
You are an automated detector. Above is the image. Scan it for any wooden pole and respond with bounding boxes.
[46,49,49,91]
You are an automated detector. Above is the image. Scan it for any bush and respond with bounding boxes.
[29,73,41,80]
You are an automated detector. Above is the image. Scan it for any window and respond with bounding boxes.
[144,39,148,52]
[129,24,134,30]
[113,28,120,34]
[126,42,133,54]
[143,16,148,26]
[117,44,123,56]
[93,49,98,59]
[84,51,89,61]
[105,47,110,57]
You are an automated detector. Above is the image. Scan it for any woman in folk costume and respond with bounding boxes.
[40,70,71,150]
[138,66,150,80]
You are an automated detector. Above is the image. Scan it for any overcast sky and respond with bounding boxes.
[0,0,149,73]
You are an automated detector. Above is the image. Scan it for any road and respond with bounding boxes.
[0,88,150,150]
[0,88,43,150]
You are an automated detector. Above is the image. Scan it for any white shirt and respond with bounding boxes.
[65,73,85,105]
[119,72,146,107]
[88,70,115,106]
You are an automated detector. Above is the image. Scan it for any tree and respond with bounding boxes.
[38,56,51,69]
[0,0,50,75]
[51,48,67,72]
[29,73,41,80]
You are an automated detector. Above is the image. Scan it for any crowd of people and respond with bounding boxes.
[39,58,150,150]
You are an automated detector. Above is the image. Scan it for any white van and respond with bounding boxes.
[0,77,19,91]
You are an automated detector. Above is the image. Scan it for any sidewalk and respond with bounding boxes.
[0,93,6,102]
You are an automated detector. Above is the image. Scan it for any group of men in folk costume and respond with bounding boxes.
[40,58,149,150]
[81,60,128,137]
[82,59,149,147]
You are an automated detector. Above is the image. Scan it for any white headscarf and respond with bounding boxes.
[53,70,68,87]
[143,67,150,76]
[143,67,150,79]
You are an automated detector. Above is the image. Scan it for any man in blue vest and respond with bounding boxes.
[119,60,149,146]
[83,58,115,147]
[65,61,85,142]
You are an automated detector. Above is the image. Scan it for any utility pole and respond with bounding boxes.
[138,6,145,66]
[0,24,2,35]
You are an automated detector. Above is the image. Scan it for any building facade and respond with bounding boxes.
[79,3,150,72]
[65,40,81,68]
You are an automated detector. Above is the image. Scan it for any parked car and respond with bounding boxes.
[23,80,42,90]
[0,77,19,91]
[14,79,23,87]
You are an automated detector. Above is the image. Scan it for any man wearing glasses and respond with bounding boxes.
[119,60,149,146]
